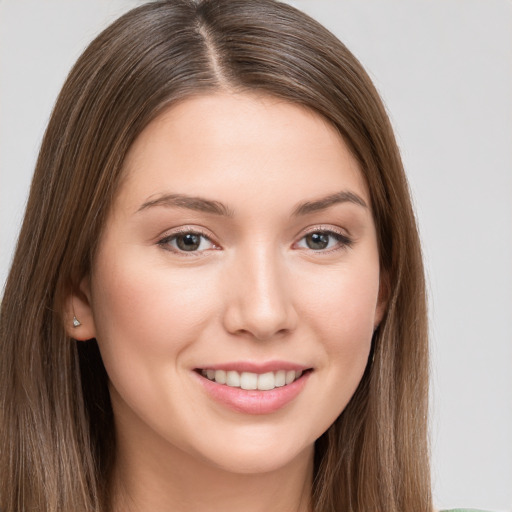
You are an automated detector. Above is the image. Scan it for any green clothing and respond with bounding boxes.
[442,509,490,512]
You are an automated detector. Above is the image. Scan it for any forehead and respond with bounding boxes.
[118,92,369,212]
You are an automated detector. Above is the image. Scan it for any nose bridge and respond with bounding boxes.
[223,241,297,340]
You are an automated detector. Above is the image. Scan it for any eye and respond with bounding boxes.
[158,231,217,253]
[295,230,352,251]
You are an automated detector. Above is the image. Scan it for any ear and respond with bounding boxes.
[64,276,97,341]
[374,270,390,330]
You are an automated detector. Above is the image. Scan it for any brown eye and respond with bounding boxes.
[296,230,353,252]
[176,233,201,251]
[305,232,329,250]
[158,231,216,253]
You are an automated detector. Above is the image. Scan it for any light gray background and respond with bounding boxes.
[1,1,511,510]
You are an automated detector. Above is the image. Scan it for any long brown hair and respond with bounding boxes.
[0,1,431,510]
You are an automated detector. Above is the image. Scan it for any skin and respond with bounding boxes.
[70,92,386,512]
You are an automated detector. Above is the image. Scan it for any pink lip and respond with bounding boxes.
[196,360,309,373]
[193,368,311,415]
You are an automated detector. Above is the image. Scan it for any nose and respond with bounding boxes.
[222,246,298,341]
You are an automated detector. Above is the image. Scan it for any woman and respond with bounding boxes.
[0,1,480,511]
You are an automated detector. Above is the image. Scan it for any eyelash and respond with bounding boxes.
[157,227,353,255]
[157,228,218,256]
[295,227,353,253]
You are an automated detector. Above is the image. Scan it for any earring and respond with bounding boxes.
[73,316,81,328]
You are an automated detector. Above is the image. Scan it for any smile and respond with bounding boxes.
[195,364,312,414]
[200,369,304,391]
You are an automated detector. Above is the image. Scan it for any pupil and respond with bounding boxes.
[177,233,200,251]
[307,232,329,250]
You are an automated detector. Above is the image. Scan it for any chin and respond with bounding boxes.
[185,425,316,475]
[207,447,312,475]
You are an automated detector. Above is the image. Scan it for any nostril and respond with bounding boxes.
[221,278,298,340]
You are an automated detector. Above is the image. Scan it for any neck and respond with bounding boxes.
[111,426,314,512]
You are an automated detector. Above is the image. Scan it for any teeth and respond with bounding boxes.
[240,372,258,390]
[215,369,226,384]
[285,370,296,385]
[226,371,240,387]
[201,368,305,390]
[275,370,286,387]
[257,372,275,390]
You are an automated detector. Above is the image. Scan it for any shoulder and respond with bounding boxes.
[441,509,493,512]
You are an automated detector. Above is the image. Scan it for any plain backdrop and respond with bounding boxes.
[1,1,511,510]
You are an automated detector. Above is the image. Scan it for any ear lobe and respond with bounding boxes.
[64,277,97,341]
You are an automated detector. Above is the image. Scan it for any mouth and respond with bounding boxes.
[196,368,310,391]
[193,362,313,414]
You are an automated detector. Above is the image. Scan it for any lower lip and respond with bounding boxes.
[194,371,311,415]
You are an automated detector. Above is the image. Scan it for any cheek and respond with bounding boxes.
[89,248,219,367]
[296,260,380,420]
[301,260,381,344]
[88,249,223,436]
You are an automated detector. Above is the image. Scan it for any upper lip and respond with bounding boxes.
[194,361,311,373]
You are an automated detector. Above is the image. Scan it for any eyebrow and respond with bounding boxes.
[292,190,368,216]
[137,193,234,217]
[137,190,367,217]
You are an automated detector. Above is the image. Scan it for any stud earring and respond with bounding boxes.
[73,316,81,328]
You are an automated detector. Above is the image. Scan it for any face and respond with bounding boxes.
[74,92,385,475]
